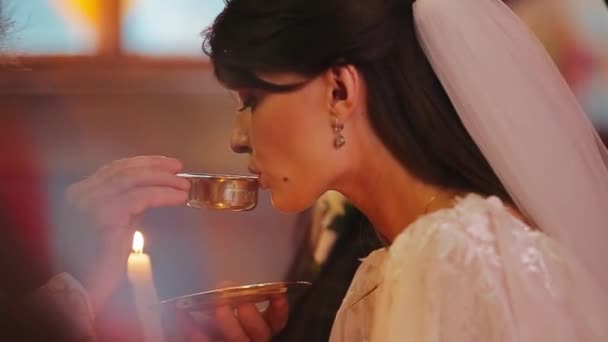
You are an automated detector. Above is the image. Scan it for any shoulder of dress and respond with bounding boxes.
[389,194,538,267]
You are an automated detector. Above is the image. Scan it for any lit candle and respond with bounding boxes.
[127,231,164,342]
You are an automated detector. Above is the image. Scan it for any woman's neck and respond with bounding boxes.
[335,136,456,243]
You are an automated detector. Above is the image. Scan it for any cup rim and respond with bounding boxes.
[177,172,259,181]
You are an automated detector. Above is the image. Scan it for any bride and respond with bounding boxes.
[64,0,608,340]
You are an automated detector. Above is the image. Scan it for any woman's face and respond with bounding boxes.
[230,72,346,212]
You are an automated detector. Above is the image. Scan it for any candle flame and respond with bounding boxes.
[132,231,144,253]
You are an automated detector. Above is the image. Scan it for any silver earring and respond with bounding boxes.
[331,116,346,149]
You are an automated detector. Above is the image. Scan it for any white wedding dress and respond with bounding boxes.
[330,194,608,341]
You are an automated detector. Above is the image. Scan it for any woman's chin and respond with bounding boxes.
[269,191,314,213]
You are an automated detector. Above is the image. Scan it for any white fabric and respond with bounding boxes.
[413,0,608,293]
[330,194,608,341]
[28,273,97,340]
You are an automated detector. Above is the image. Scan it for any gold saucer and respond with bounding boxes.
[161,281,312,311]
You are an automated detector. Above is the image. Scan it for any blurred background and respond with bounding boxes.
[0,0,606,340]
[512,0,608,131]
[0,0,303,339]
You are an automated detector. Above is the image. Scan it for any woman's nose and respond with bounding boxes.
[230,112,252,154]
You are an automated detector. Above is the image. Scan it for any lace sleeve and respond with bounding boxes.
[371,196,608,341]
[26,272,97,341]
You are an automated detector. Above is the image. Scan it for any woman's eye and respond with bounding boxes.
[238,96,258,112]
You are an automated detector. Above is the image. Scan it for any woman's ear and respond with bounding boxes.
[326,65,362,121]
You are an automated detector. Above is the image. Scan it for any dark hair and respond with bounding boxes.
[203,0,512,202]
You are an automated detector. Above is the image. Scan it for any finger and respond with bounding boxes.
[214,305,249,342]
[69,156,183,204]
[88,156,183,197]
[169,308,213,342]
[109,167,190,193]
[105,156,184,176]
[264,294,289,335]
[235,302,272,342]
[83,167,190,206]
[93,187,188,228]
[126,186,189,217]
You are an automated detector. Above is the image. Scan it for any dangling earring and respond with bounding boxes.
[331,116,346,149]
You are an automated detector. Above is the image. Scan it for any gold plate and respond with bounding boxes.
[161,281,312,311]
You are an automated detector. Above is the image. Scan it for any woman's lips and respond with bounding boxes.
[257,175,269,189]
[248,165,268,189]
[248,165,260,175]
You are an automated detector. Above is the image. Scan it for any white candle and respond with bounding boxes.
[127,231,164,342]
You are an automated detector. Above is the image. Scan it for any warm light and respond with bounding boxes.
[50,0,136,34]
[132,231,144,254]
[53,0,137,24]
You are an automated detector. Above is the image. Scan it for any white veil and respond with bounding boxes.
[413,0,608,291]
